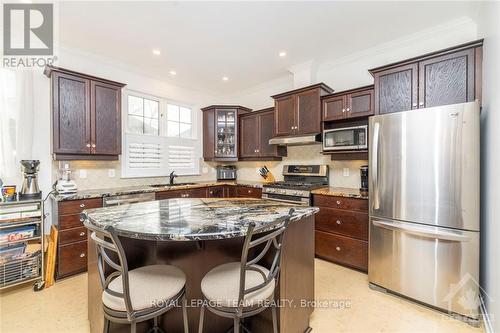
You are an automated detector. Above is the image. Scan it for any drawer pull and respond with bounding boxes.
[79,232,86,237]
[336,246,341,252]
[336,220,342,225]
[80,218,84,222]
[336,200,341,205]
[80,204,85,208]
[80,253,86,258]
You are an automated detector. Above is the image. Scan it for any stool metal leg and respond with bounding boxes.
[272,305,278,333]
[234,317,240,333]
[198,303,205,333]
[182,298,189,333]
[103,318,110,333]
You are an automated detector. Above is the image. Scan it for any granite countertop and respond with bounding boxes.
[52,180,266,201]
[311,187,368,200]
[82,198,318,241]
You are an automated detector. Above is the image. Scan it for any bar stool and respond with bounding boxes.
[198,208,295,333]
[85,223,189,333]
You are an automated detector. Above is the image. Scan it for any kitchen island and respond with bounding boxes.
[83,198,318,333]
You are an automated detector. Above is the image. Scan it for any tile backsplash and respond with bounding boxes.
[53,145,367,190]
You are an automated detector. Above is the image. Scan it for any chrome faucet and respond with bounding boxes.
[169,171,177,185]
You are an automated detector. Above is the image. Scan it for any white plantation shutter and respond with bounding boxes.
[128,143,161,169]
[121,90,200,178]
[168,145,195,170]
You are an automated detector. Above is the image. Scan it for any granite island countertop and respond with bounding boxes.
[82,198,318,241]
[52,180,266,201]
[311,186,368,200]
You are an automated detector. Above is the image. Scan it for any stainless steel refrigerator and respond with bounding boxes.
[368,101,480,324]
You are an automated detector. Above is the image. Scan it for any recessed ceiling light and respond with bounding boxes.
[222,76,229,81]
[169,70,177,76]
[279,51,287,57]
[152,49,161,55]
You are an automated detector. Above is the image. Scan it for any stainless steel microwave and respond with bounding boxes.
[323,125,368,151]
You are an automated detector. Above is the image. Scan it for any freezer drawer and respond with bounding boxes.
[368,217,480,320]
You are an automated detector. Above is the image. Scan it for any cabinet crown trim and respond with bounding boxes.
[201,105,252,112]
[44,65,126,87]
[239,107,274,117]
[271,83,334,99]
[321,85,374,100]
[368,39,483,76]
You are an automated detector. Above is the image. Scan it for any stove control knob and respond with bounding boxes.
[267,188,275,193]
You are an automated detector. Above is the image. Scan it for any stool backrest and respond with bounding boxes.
[237,208,295,313]
[84,222,134,317]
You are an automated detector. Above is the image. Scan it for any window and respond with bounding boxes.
[122,91,200,178]
[167,104,192,138]
[127,95,159,135]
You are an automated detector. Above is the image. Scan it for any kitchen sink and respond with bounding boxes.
[150,183,196,187]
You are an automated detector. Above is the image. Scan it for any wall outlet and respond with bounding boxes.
[202,166,208,174]
[108,169,115,178]
[79,169,87,179]
[343,168,350,177]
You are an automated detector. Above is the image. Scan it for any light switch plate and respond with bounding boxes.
[108,169,115,178]
[343,168,350,177]
[79,169,87,179]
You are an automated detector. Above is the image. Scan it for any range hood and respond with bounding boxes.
[269,133,322,146]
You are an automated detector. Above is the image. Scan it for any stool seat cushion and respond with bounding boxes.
[102,264,186,311]
[201,262,275,308]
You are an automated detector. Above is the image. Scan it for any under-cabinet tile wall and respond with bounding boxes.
[235,145,367,188]
[54,145,366,190]
[52,159,217,190]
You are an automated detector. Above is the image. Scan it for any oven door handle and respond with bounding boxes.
[262,194,309,205]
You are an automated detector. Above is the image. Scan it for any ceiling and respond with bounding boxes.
[59,1,480,95]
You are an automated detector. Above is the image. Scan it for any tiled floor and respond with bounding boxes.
[0,259,483,333]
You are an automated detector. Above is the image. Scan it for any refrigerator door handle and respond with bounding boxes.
[372,122,380,210]
[372,219,471,242]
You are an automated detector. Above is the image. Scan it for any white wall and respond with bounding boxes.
[477,2,500,332]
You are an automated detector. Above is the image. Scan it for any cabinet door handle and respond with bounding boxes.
[79,232,86,237]
[91,144,96,148]
[80,203,85,208]
[346,108,350,112]
[336,220,342,225]
[335,246,341,252]
[412,103,417,108]
[419,102,424,107]
[342,109,346,113]
[80,253,86,258]
[86,143,91,148]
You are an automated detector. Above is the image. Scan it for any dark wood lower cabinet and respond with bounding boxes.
[315,230,368,271]
[54,197,103,280]
[313,194,368,272]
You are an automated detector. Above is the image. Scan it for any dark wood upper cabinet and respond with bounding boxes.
[418,48,475,108]
[272,83,334,137]
[322,86,374,121]
[91,81,121,155]
[274,95,295,136]
[201,105,251,161]
[373,64,418,114]
[370,39,483,114]
[239,114,259,158]
[239,107,286,161]
[51,72,91,155]
[45,66,126,160]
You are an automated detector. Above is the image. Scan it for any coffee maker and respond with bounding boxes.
[360,165,368,197]
[20,160,42,200]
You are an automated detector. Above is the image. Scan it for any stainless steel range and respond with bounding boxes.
[262,165,329,205]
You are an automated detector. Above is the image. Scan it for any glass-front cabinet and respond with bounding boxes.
[202,105,251,161]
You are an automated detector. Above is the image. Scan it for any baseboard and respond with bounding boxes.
[480,293,494,333]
